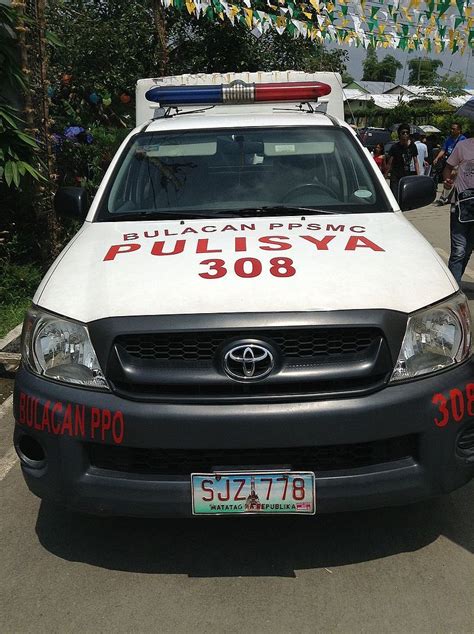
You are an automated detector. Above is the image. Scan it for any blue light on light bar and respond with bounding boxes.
[145,85,223,105]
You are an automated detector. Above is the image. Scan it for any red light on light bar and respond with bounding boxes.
[254,82,331,102]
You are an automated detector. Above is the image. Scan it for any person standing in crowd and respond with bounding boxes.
[413,133,429,176]
[433,123,466,205]
[442,137,474,285]
[385,124,419,201]
[372,142,386,172]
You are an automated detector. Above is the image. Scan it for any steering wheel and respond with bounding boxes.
[281,182,337,203]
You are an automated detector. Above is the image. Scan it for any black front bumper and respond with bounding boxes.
[13,362,474,516]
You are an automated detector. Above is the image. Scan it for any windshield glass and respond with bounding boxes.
[97,126,390,220]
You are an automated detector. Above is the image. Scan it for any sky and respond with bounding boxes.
[336,45,474,87]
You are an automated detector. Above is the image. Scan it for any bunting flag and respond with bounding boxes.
[160,0,474,53]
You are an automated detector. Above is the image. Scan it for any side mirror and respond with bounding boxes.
[398,175,436,211]
[54,187,89,220]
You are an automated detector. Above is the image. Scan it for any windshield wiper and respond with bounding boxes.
[104,206,338,222]
[104,210,242,222]
[238,206,338,216]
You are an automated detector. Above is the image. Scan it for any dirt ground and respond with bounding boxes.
[0,378,14,404]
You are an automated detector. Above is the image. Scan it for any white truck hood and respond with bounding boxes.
[35,213,456,323]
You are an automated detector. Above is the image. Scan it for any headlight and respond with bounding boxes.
[22,308,109,389]
[390,293,471,382]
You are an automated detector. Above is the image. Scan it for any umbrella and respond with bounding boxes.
[420,124,441,134]
[389,123,425,135]
[455,96,474,119]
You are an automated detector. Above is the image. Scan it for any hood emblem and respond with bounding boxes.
[223,343,274,381]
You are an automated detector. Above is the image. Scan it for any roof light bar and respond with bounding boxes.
[145,81,332,107]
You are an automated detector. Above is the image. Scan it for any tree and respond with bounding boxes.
[362,46,402,83]
[169,11,350,78]
[385,102,414,129]
[0,4,43,189]
[434,71,467,97]
[46,2,350,128]
[408,57,443,85]
[341,71,354,84]
[46,0,162,113]
[377,55,403,84]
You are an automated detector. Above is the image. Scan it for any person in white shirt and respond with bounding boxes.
[413,133,428,176]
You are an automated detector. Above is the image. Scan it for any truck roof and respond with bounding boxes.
[142,111,347,134]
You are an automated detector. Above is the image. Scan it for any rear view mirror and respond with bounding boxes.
[54,187,89,221]
[217,138,264,155]
[398,176,436,211]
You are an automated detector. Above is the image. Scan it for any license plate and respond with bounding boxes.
[191,471,315,515]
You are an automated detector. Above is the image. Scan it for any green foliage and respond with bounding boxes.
[0,300,29,338]
[428,100,457,137]
[0,191,44,335]
[46,0,161,128]
[45,1,350,129]
[407,57,443,85]
[431,113,474,139]
[0,263,42,337]
[362,46,377,81]
[168,17,349,76]
[432,72,467,98]
[384,102,414,129]
[47,0,159,93]
[351,100,457,130]
[0,262,42,307]
[377,55,402,83]
[55,126,129,194]
[0,203,43,334]
[362,46,402,83]
[0,4,45,190]
[0,103,44,189]
[0,4,26,91]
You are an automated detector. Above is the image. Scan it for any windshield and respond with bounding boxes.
[96,126,390,220]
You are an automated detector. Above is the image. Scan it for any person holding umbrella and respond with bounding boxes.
[433,123,466,205]
[385,124,419,201]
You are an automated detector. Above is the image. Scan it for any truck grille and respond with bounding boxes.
[115,328,377,361]
[108,326,391,402]
[88,435,417,476]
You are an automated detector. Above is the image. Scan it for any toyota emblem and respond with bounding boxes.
[223,343,275,381]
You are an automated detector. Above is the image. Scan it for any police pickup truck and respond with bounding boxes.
[14,71,474,517]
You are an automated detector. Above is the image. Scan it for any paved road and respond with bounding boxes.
[407,200,474,310]
[0,202,473,633]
